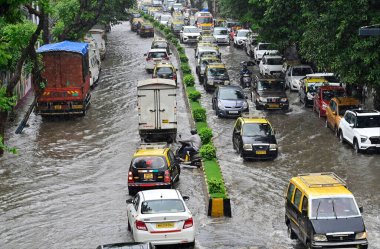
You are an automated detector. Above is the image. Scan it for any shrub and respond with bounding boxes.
[164,27,171,35]
[153,20,159,27]
[183,74,195,86]
[188,90,201,102]
[199,127,213,144]
[208,177,226,195]
[192,107,206,122]
[179,53,188,63]
[171,38,179,46]
[159,24,165,30]
[181,63,191,74]
[200,144,216,160]
[176,46,184,53]
[166,33,174,40]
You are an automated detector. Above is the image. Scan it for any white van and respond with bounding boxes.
[84,37,101,86]
[88,29,106,60]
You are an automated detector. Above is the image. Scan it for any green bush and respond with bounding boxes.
[181,63,191,74]
[179,53,188,63]
[164,27,171,34]
[188,90,201,102]
[208,177,226,195]
[158,24,165,30]
[166,33,174,40]
[171,38,179,46]
[200,144,216,160]
[192,107,206,122]
[183,74,195,86]
[176,46,184,53]
[153,20,159,27]
[199,127,213,144]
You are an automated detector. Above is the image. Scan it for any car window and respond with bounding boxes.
[311,197,360,219]
[242,123,272,136]
[329,100,336,112]
[344,113,352,123]
[339,105,359,116]
[148,52,167,58]
[322,90,345,101]
[132,156,165,169]
[257,81,284,91]
[214,29,228,35]
[287,183,295,202]
[134,194,140,211]
[141,199,185,214]
[183,27,199,33]
[293,189,302,210]
[302,196,308,212]
[167,150,176,168]
[208,68,227,77]
[356,115,380,128]
[157,67,173,75]
[266,58,282,65]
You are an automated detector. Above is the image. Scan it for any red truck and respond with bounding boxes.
[36,41,91,116]
[313,85,345,117]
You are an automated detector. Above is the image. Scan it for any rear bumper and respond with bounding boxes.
[242,150,278,160]
[134,227,195,245]
[217,108,248,117]
[36,94,91,116]
[257,101,289,110]
[128,182,171,188]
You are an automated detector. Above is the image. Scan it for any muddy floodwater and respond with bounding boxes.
[0,22,379,249]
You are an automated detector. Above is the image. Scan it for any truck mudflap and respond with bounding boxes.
[139,128,177,143]
[36,92,91,116]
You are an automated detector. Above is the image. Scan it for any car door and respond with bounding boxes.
[298,195,309,244]
[291,188,303,238]
[326,100,337,128]
[232,119,242,150]
[167,150,179,181]
[127,194,141,231]
[345,113,356,144]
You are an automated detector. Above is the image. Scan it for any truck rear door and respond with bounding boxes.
[158,88,177,129]
[138,89,158,130]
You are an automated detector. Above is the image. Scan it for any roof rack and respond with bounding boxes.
[298,172,346,188]
[138,142,168,150]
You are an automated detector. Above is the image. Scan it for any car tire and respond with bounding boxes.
[287,224,297,240]
[334,126,339,137]
[339,131,345,144]
[325,120,328,128]
[354,139,361,153]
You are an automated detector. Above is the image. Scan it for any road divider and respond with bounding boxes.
[140,11,231,217]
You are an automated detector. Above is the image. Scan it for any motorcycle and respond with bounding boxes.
[175,141,202,168]
[240,73,252,88]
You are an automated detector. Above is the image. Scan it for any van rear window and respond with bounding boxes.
[132,156,165,169]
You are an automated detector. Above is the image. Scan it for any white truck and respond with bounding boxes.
[137,79,177,143]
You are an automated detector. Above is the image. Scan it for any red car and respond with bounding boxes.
[313,85,345,117]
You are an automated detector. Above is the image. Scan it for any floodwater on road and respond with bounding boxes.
[0,21,379,249]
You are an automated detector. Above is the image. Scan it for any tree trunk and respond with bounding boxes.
[0,111,8,156]
[374,85,380,110]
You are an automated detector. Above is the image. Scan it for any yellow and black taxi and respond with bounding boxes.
[251,75,289,110]
[128,143,180,196]
[152,62,177,84]
[203,63,230,91]
[232,115,278,160]
[139,23,154,38]
[195,55,221,81]
[285,172,368,249]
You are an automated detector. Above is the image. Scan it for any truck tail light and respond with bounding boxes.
[164,170,171,183]
[136,220,148,231]
[128,171,134,183]
[183,217,193,229]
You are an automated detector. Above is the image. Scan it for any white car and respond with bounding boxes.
[126,189,195,246]
[259,54,283,75]
[284,65,314,91]
[144,49,170,73]
[233,29,250,48]
[213,27,230,45]
[159,14,172,26]
[339,109,380,153]
[254,42,278,62]
[180,26,201,44]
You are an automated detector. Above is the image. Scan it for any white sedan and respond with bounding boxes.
[126,189,195,246]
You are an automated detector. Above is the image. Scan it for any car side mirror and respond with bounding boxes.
[349,123,354,128]
[183,196,190,201]
[144,53,147,56]
[359,207,364,213]
[126,199,134,204]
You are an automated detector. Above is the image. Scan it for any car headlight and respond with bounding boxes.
[217,100,224,109]
[259,97,267,103]
[183,35,188,39]
[355,231,367,240]
[224,80,230,85]
[307,92,315,100]
[243,144,253,151]
[269,144,278,151]
[313,234,327,242]
[360,135,368,143]
[242,101,248,109]
[280,98,288,103]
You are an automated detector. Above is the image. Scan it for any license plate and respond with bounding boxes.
[256,150,267,155]
[144,173,153,179]
[268,104,279,108]
[229,111,238,114]
[156,222,174,228]
[72,105,83,109]
[162,119,168,123]
[54,105,62,110]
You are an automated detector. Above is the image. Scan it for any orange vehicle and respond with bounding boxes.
[325,97,360,136]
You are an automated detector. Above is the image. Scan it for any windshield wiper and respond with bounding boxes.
[315,200,321,220]
[332,200,338,219]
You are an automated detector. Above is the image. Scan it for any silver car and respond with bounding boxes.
[213,27,230,45]
[212,85,249,117]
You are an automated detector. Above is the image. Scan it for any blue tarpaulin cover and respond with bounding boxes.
[37,41,88,55]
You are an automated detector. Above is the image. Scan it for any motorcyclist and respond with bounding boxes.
[240,64,252,76]
[178,129,201,160]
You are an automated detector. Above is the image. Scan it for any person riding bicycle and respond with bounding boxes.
[179,129,201,160]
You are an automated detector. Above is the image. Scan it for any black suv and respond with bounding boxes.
[251,75,289,110]
[128,143,180,195]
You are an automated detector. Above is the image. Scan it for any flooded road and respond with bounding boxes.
[0,22,379,249]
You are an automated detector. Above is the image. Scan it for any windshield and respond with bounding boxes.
[237,31,249,37]
[356,115,380,128]
[143,25,153,29]
[161,16,171,21]
[173,24,183,29]
[311,197,360,219]
[338,105,360,116]
[257,81,285,91]
[208,68,227,77]
[214,29,228,35]
[132,156,165,169]
[148,52,167,58]
[184,27,199,33]
[198,17,213,24]
[293,67,313,76]
[267,58,282,65]
[258,43,271,50]
[242,123,272,136]
[219,88,244,100]
[322,90,345,101]
[200,51,217,58]
[157,67,173,75]
[307,83,323,93]
[141,199,185,214]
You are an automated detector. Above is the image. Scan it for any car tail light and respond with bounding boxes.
[136,220,148,231]
[164,170,171,183]
[173,74,177,81]
[183,217,193,229]
[128,171,134,183]
[164,56,169,60]
[146,57,152,61]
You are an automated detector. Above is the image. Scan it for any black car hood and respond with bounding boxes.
[311,217,365,234]
[242,135,276,144]
[257,90,287,98]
